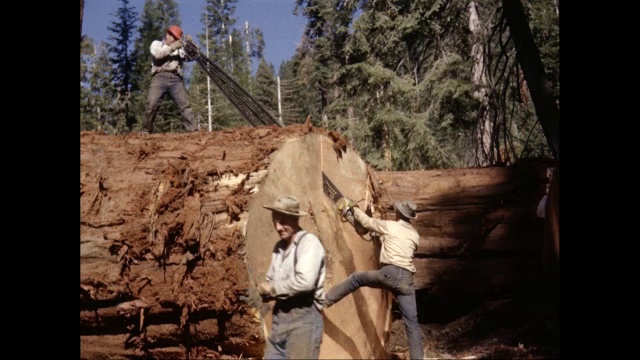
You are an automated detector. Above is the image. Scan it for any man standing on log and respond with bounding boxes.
[141,25,197,134]
[240,195,326,359]
[326,199,424,360]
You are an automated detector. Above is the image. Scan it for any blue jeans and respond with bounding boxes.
[143,72,196,133]
[264,301,324,359]
[325,264,424,360]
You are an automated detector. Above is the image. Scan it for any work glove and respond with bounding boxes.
[336,197,356,217]
[169,40,183,51]
[239,287,262,309]
[257,282,276,299]
[184,34,192,42]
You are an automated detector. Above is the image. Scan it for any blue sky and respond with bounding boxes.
[82,0,308,72]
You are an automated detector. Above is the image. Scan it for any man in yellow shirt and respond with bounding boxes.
[326,199,424,359]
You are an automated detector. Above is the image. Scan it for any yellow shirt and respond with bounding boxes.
[353,207,420,273]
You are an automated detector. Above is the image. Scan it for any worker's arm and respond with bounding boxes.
[352,207,390,235]
[150,40,182,59]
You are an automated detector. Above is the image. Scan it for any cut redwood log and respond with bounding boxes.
[413,257,539,294]
[371,163,551,298]
[80,125,550,359]
[81,125,316,358]
[80,124,391,359]
[243,131,390,359]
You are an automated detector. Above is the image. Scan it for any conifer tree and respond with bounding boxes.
[83,42,119,133]
[253,59,278,120]
[107,0,139,132]
[80,36,96,131]
[286,0,559,170]
[188,0,257,129]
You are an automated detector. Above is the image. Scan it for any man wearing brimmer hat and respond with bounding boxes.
[327,198,424,360]
[240,195,326,359]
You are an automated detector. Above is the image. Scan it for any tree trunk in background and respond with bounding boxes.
[469,1,493,166]
[502,0,560,161]
[383,121,392,170]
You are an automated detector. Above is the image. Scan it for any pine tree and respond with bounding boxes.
[106,0,139,132]
[464,0,557,164]
[293,0,352,127]
[286,0,559,170]
[300,0,477,169]
[83,42,119,133]
[80,36,95,131]
[187,0,259,129]
[280,49,321,125]
[253,59,278,120]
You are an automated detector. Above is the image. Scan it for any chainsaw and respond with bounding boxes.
[322,172,369,236]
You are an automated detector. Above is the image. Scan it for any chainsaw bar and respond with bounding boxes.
[322,172,368,236]
[322,172,343,202]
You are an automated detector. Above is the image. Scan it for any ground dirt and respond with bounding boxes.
[80,123,559,359]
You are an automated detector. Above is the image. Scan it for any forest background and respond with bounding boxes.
[79,0,559,171]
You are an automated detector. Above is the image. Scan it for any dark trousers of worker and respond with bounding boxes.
[143,71,196,133]
[264,296,323,359]
[325,263,424,360]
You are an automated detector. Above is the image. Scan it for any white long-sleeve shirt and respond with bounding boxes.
[266,230,326,310]
[353,207,420,273]
[149,40,188,76]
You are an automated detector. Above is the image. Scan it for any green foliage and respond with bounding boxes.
[253,59,278,119]
[524,0,559,99]
[80,37,95,131]
[285,0,557,169]
[275,58,308,124]
[80,0,558,169]
[107,0,139,94]
[106,0,139,131]
[304,0,478,169]
[185,0,256,129]
[81,42,119,133]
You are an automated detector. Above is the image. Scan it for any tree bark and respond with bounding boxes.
[373,162,551,298]
[469,1,493,166]
[80,126,551,358]
[81,125,390,359]
[502,0,560,161]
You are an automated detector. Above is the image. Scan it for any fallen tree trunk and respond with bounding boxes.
[243,131,391,359]
[373,163,551,299]
[80,124,390,359]
[81,125,313,358]
[80,125,551,359]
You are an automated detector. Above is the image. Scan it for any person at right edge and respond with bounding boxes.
[141,25,197,134]
[327,198,424,360]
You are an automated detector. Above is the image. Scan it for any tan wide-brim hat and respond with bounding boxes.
[394,200,417,220]
[263,195,308,217]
